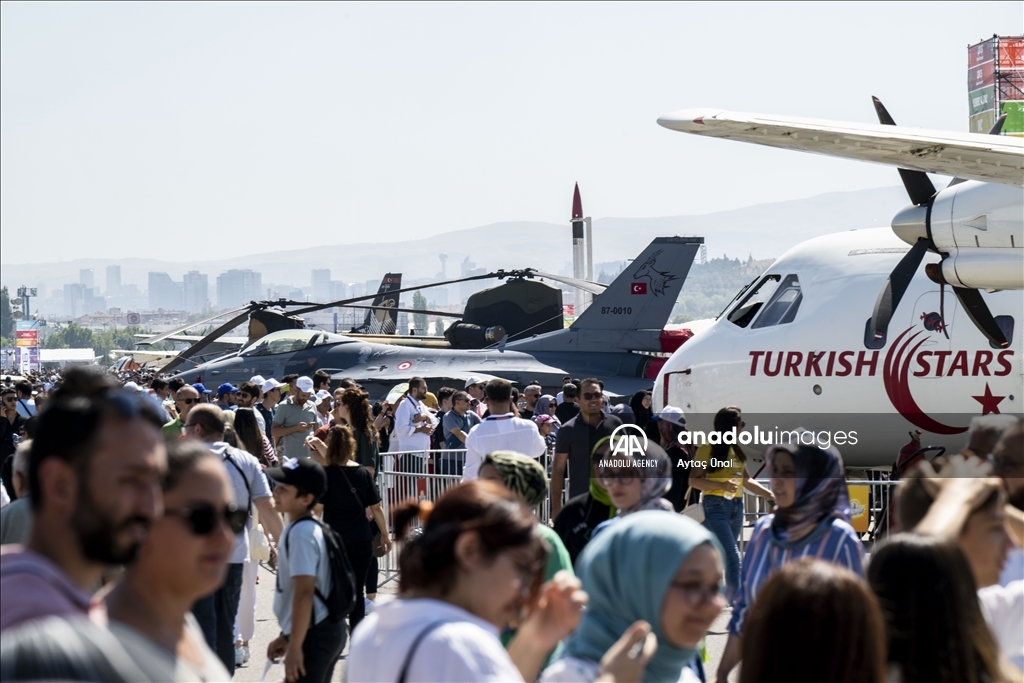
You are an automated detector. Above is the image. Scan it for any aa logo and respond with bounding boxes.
[610,424,649,458]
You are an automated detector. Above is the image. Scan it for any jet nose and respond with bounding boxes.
[656,109,724,132]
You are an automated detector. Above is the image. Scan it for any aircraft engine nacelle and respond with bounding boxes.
[892,180,1023,290]
[444,322,507,349]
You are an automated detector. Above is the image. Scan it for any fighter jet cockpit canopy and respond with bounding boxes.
[239,330,353,357]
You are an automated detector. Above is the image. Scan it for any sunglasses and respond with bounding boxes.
[2,397,16,403]
[164,504,247,535]
[178,398,199,405]
[582,392,602,400]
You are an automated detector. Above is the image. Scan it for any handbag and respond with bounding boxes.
[249,507,272,562]
[339,467,389,558]
[681,487,705,524]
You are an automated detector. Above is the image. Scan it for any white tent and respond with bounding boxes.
[39,348,97,367]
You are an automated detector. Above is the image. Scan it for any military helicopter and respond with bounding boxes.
[169,237,704,396]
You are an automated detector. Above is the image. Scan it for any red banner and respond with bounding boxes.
[998,38,1024,69]
[969,38,995,68]
[969,61,995,90]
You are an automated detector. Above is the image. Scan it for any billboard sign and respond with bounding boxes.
[968,85,996,116]
[15,320,41,372]
[969,60,995,90]
[1001,101,1024,137]
[998,38,1024,69]
[968,38,995,68]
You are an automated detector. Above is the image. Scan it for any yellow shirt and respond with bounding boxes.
[694,444,745,500]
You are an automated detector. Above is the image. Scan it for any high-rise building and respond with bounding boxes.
[63,283,86,318]
[106,265,121,297]
[312,269,331,302]
[148,272,182,311]
[182,271,209,313]
[79,269,95,289]
[216,269,262,310]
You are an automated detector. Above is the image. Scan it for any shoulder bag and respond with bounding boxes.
[681,486,705,523]
[339,467,388,558]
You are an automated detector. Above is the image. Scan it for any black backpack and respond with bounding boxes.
[284,517,357,622]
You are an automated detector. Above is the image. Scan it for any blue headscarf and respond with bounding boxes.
[766,438,851,542]
[560,511,723,682]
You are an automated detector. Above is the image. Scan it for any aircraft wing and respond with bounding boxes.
[657,109,1024,187]
[333,368,512,385]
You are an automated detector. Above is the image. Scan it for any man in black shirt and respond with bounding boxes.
[519,384,541,421]
[551,378,621,518]
[656,406,698,512]
[555,383,580,425]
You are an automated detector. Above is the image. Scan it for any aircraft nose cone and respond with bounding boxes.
[891,202,929,246]
[657,109,724,132]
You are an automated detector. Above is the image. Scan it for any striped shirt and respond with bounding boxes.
[728,515,864,637]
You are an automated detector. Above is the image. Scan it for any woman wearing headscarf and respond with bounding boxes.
[542,511,726,683]
[591,443,673,539]
[714,435,865,683]
[553,437,617,566]
[630,390,657,442]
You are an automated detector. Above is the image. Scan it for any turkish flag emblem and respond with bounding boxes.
[631,282,647,295]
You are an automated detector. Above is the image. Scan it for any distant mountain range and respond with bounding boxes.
[2,185,909,293]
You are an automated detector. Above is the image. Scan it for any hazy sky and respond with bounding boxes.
[2,2,1021,263]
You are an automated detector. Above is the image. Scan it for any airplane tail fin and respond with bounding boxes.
[354,273,402,334]
[571,237,702,333]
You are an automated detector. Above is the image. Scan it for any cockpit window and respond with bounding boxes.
[726,274,802,329]
[751,275,802,328]
[728,275,780,328]
[240,330,347,357]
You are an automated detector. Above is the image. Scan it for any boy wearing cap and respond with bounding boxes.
[266,458,343,683]
[272,377,319,460]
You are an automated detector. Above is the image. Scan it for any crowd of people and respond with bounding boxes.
[0,366,1021,682]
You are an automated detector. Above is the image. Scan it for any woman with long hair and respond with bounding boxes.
[543,511,725,683]
[740,558,886,683]
[307,424,391,632]
[348,480,592,683]
[233,407,276,467]
[336,387,379,476]
[714,437,864,682]
[687,406,774,601]
[869,534,1013,683]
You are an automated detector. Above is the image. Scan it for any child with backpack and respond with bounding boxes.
[266,458,355,683]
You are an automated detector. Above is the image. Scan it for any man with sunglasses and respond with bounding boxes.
[0,367,166,632]
[161,385,201,439]
[235,381,266,434]
[1,387,27,501]
[551,378,622,519]
[184,403,284,675]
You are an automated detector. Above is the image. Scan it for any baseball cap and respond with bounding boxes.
[265,458,328,501]
[655,405,686,427]
[192,382,212,395]
[123,381,144,393]
[295,376,314,393]
[315,390,332,403]
[249,375,266,386]
[217,383,239,396]
[261,378,283,393]
[464,377,485,388]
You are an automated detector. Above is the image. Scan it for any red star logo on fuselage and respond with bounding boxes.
[971,383,1005,415]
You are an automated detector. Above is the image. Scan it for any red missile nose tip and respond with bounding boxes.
[572,183,583,220]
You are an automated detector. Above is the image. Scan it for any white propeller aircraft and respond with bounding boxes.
[653,102,1023,468]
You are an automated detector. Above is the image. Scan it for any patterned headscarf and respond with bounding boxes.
[482,451,548,508]
[614,442,674,515]
[766,437,851,542]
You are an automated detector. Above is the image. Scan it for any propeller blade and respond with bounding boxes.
[871,238,929,340]
[871,97,936,206]
[161,311,252,374]
[528,271,606,295]
[135,305,251,346]
[951,287,1009,348]
[289,272,501,316]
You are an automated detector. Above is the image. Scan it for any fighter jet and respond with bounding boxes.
[172,237,704,396]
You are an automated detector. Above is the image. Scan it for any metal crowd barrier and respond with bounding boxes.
[371,449,900,587]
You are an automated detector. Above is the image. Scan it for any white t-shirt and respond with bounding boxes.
[274,518,331,635]
[208,442,272,564]
[393,396,434,455]
[540,655,701,683]
[347,597,523,683]
[978,580,1024,672]
[1000,546,1023,586]
[461,413,546,482]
